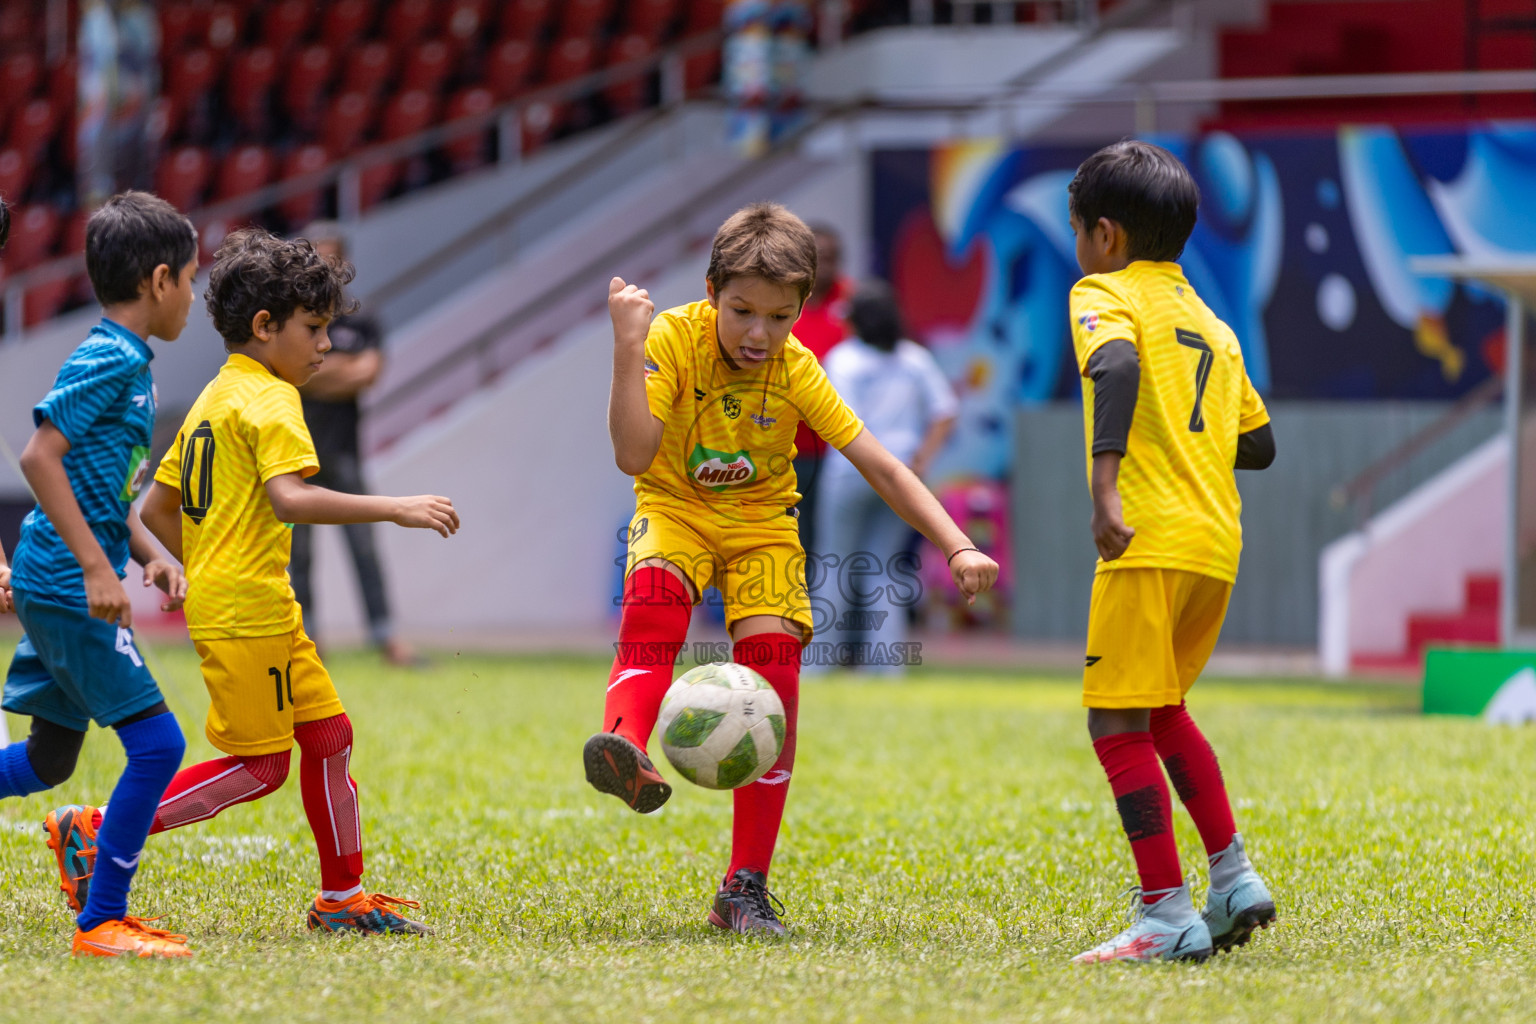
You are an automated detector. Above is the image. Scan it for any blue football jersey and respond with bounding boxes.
[9,318,158,603]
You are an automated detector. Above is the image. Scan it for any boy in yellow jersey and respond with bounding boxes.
[584,202,998,934]
[1064,141,1278,964]
[46,228,459,936]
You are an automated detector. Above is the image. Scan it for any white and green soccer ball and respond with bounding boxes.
[657,663,785,790]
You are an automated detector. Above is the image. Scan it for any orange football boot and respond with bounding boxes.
[72,917,193,958]
[307,892,433,935]
[44,804,100,914]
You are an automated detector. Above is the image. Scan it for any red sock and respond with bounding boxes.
[148,751,290,833]
[1151,702,1237,858]
[726,632,801,883]
[604,566,692,751]
[295,714,364,892]
[1093,731,1182,898]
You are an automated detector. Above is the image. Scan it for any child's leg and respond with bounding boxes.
[602,564,694,750]
[727,630,802,881]
[1150,701,1236,859]
[0,716,83,797]
[294,713,364,899]
[1090,711,1183,899]
[150,749,291,831]
[78,704,186,931]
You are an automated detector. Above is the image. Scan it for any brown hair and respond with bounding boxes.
[205,227,358,348]
[706,202,818,303]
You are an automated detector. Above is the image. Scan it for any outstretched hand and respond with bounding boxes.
[949,549,999,606]
[142,558,188,612]
[392,495,460,537]
[0,564,11,614]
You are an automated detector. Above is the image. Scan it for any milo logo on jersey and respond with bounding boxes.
[687,444,757,491]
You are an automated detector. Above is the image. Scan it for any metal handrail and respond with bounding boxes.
[1,27,724,339]
[1330,371,1505,527]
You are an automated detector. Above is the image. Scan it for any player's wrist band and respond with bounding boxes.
[946,546,980,565]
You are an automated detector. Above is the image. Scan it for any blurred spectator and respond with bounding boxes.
[289,222,417,666]
[816,280,957,672]
[791,222,852,557]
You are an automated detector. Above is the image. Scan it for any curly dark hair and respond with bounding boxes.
[1068,140,1200,263]
[86,191,199,304]
[0,196,10,251]
[205,227,358,347]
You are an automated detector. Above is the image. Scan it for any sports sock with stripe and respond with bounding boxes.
[726,632,801,882]
[77,712,186,931]
[1093,730,1183,901]
[603,566,692,752]
[1151,701,1237,858]
[295,714,364,893]
[149,751,290,832]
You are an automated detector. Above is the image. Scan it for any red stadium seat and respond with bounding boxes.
[279,144,331,225]
[262,0,313,51]
[401,39,452,94]
[384,0,440,50]
[0,148,29,204]
[545,37,595,84]
[215,145,275,201]
[61,209,89,255]
[445,87,494,170]
[1,55,41,117]
[686,0,729,31]
[627,0,680,41]
[5,204,59,271]
[342,41,395,97]
[24,278,73,327]
[165,48,218,110]
[159,3,203,55]
[361,89,438,208]
[321,0,375,51]
[156,146,212,212]
[322,91,378,155]
[685,49,721,91]
[47,57,77,116]
[485,39,534,100]
[7,100,56,163]
[205,2,246,50]
[444,0,490,52]
[283,45,335,129]
[228,47,279,134]
[605,34,655,115]
[498,0,551,41]
[560,0,614,38]
[0,6,35,51]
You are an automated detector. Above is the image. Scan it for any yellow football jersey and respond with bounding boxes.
[1069,261,1269,583]
[155,353,320,639]
[638,300,863,521]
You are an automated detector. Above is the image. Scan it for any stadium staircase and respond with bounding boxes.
[1352,574,1502,673]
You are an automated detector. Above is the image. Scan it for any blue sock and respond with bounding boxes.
[78,713,186,931]
[0,741,47,799]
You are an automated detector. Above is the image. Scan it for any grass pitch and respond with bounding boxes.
[0,640,1532,1022]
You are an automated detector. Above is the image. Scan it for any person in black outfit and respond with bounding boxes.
[289,223,416,665]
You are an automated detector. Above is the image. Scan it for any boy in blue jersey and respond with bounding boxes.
[0,191,199,958]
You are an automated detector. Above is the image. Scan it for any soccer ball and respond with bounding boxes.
[657,663,785,790]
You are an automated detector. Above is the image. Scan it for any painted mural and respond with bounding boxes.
[874,123,1532,619]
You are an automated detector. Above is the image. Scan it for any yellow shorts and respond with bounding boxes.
[1082,568,1232,709]
[625,502,812,637]
[193,624,345,755]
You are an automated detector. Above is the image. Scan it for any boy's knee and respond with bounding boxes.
[26,719,86,788]
[241,750,292,790]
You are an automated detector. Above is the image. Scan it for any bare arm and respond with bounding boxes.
[839,428,998,602]
[300,349,383,402]
[19,421,135,625]
[1090,451,1136,562]
[909,414,956,481]
[0,536,10,614]
[140,480,184,563]
[607,277,664,476]
[127,504,187,612]
[264,472,459,536]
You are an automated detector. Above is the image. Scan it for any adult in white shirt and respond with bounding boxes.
[815,280,959,673]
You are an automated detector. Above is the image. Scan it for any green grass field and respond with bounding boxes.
[0,640,1532,1022]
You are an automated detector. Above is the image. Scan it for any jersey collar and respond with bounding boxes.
[97,317,154,363]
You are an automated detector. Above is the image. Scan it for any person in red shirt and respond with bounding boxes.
[791,224,852,557]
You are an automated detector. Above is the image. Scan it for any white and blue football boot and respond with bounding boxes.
[1201,834,1277,952]
[1072,883,1213,964]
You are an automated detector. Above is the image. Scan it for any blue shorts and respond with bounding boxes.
[3,588,165,731]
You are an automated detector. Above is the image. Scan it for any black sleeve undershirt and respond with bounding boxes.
[1087,339,1140,456]
[1235,422,1276,470]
